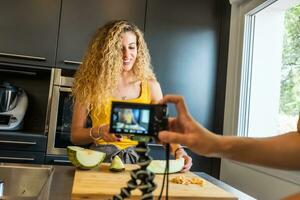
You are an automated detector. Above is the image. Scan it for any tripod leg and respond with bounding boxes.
[112,141,156,200]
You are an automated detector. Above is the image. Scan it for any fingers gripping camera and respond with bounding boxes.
[109,102,168,137]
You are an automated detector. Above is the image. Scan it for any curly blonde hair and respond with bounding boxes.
[72,20,156,115]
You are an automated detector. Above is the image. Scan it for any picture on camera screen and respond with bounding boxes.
[111,107,150,135]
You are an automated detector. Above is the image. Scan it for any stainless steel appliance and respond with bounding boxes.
[46,69,74,156]
[0,163,54,200]
[0,82,28,130]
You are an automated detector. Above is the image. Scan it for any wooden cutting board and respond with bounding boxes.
[71,164,237,200]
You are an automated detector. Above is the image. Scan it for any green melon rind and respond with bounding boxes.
[147,158,184,174]
[67,146,83,168]
[67,146,106,169]
[68,147,105,169]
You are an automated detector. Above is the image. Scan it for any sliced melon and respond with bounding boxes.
[131,135,151,143]
[110,155,125,172]
[147,158,184,174]
[67,146,106,169]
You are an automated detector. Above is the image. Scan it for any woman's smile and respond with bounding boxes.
[123,59,131,65]
[121,31,137,71]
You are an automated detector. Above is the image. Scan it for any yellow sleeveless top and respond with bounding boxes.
[90,81,151,149]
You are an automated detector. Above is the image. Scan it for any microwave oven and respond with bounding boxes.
[46,69,74,158]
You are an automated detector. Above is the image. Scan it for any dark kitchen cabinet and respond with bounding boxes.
[0,150,45,164]
[145,0,231,178]
[0,0,231,178]
[56,0,146,69]
[45,155,71,166]
[0,132,46,164]
[0,0,61,67]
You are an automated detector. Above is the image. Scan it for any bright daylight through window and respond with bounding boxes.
[280,3,300,133]
[243,0,300,138]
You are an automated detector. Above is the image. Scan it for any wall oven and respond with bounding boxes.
[46,68,74,164]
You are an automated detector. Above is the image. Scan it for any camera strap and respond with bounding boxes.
[158,143,170,200]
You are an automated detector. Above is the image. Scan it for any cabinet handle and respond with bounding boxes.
[0,156,35,161]
[0,52,46,61]
[53,159,71,163]
[0,68,37,76]
[0,140,37,145]
[63,60,82,65]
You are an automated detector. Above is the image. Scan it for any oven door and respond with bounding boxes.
[47,86,73,155]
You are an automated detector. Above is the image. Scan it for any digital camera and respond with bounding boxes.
[109,102,168,137]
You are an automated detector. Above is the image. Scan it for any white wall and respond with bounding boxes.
[221,160,300,200]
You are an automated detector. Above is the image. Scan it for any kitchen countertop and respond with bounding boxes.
[50,165,256,200]
[49,165,74,200]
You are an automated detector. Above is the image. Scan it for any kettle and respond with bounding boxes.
[0,82,19,113]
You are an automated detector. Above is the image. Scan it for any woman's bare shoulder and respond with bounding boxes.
[147,79,161,87]
[147,79,162,102]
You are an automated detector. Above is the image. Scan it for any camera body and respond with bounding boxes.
[109,102,168,137]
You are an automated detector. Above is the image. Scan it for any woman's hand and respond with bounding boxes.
[95,124,121,142]
[175,147,193,172]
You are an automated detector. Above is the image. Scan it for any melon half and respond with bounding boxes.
[147,158,185,174]
[67,146,106,169]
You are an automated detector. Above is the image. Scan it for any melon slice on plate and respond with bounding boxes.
[67,146,106,169]
[147,158,184,174]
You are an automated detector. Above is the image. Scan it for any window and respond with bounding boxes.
[223,0,300,190]
[240,0,300,138]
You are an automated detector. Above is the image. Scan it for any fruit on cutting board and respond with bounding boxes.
[110,155,125,172]
[147,158,184,174]
[67,146,106,169]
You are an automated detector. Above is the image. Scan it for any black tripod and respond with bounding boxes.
[113,141,157,200]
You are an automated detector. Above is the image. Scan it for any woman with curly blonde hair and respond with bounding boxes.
[71,20,192,170]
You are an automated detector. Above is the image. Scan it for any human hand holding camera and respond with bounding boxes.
[158,95,221,157]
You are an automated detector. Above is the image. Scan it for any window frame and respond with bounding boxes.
[223,0,300,185]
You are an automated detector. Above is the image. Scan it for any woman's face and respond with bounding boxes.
[121,31,137,72]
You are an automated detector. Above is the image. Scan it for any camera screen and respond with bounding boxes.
[111,107,150,135]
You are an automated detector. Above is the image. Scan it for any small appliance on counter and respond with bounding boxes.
[0,82,28,130]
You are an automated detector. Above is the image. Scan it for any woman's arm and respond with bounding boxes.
[148,80,186,157]
[71,102,94,145]
[71,101,119,144]
[149,80,163,103]
[149,80,192,171]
